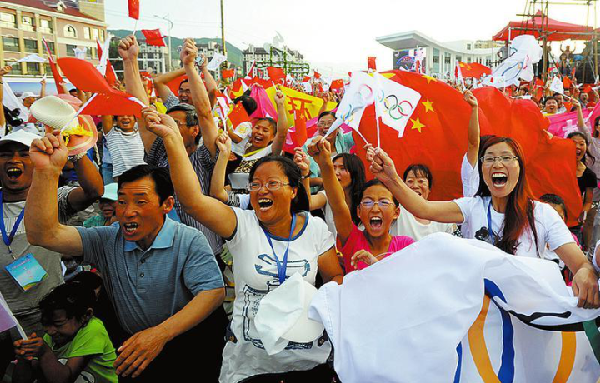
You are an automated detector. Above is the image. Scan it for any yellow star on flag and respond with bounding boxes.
[423,75,437,83]
[410,118,426,133]
[422,100,434,113]
[367,72,395,79]
[458,62,465,68]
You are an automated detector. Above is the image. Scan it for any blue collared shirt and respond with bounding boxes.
[76,217,223,334]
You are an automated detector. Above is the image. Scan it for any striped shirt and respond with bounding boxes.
[105,126,146,178]
[147,138,223,254]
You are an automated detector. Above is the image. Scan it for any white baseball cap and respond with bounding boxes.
[0,130,39,148]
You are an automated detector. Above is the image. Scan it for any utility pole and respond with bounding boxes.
[220,0,226,56]
[154,14,173,71]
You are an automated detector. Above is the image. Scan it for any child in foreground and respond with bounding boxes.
[13,282,117,383]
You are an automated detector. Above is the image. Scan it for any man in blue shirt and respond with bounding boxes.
[24,135,226,382]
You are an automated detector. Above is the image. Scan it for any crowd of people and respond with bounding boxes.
[0,34,599,383]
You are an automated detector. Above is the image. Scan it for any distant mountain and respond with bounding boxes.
[108,30,243,68]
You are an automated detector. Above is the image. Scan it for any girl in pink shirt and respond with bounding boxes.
[307,137,414,273]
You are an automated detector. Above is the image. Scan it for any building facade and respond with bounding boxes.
[0,0,106,78]
[110,37,167,77]
[243,44,309,80]
[376,31,504,79]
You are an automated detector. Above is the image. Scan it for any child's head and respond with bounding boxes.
[39,282,96,347]
[99,183,118,220]
[540,194,568,223]
[356,179,399,239]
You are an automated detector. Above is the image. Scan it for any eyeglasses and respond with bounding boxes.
[480,155,518,165]
[247,180,290,192]
[360,199,393,208]
[317,121,334,128]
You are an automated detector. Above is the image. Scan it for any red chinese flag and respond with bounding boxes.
[141,29,166,47]
[97,40,117,86]
[222,69,235,79]
[584,84,593,93]
[267,67,285,83]
[166,75,188,95]
[228,102,250,128]
[80,93,143,117]
[457,62,491,78]
[526,135,582,227]
[368,57,377,71]
[302,76,311,83]
[58,57,114,94]
[293,110,308,147]
[563,76,572,89]
[128,0,139,19]
[330,79,344,91]
[313,71,321,79]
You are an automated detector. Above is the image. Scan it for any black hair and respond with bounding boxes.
[552,92,563,98]
[402,164,434,190]
[39,281,96,325]
[256,117,277,135]
[177,79,189,90]
[318,111,336,120]
[118,165,174,204]
[544,96,558,105]
[333,153,366,225]
[540,193,568,221]
[233,95,258,116]
[247,156,309,214]
[69,88,77,93]
[567,131,596,165]
[167,103,201,144]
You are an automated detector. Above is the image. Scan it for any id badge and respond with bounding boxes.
[5,254,47,291]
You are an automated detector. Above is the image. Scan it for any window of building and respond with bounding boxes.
[93,28,99,40]
[26,62,40,75]
[24,39,38,53]
[467,43,472,50]
[64,25,77,38]
[90,47,97,59]
[44,63,52,75]
[46,41,55,54]
[2,36,19,52]
[39,19,53,33]
[8,62,22,75]
[21,16,34,31]
[99,30,105,41]
[66,44,77,57]
[456,55,462,63]
[83,27,91,40]
[467,57,472,63]
[0,13,16,28]
[432,48,440,74]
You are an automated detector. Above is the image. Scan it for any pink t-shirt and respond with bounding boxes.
[341,224,415,272]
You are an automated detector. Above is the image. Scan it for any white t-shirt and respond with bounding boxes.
[390,208,456,241]
[461,153,479,198]
[317,191,337,240]
[231,122,253,156]
[228,145,272,191]
[454,196,574,257]
[220,208,334,383]
[105,126,146,178]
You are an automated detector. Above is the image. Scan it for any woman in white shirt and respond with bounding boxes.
[366,137,599,309]
[141,108,344,383]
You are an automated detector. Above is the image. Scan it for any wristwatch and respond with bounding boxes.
[68,152,87,163]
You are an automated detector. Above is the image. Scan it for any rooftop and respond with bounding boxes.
[376,30,496,55]
[1,0,100,21]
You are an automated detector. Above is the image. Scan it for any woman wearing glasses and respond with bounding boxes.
[365,137,599,309]
[308,137,414,273]
[141,108,344,383]
[302,111,354,192]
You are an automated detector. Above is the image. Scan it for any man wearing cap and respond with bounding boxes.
[0,130,104,377]
[24,133,226,382]
[120,35,224,259]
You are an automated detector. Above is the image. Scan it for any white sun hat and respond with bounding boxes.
[20,91,38,99]
[29,96,78,131]
[254,273,325,355]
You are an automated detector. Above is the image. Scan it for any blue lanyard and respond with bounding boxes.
[262,214,297,285]
[0,191,25,252]
[487,201,496,244]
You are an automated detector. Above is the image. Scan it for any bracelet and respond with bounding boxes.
[68,151,87,163]
[300,175,309,180]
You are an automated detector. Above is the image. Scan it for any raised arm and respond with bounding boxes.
[142,108,236,237]
[102,115,113,135]
[0,66,10,131]
[66,154,104,212]
[293,147,327,211]
[209,133,232,203]
[555,242,599,308]
[25,133,83,256]
[200,54,218,109]
[271,89,289,156]
[39,77,46,99]
[153,67,186,102]
[309,137,354,244]
[464,90,480,167]
[575,100,587,131]
[369,146,464,223]
[119,36,154,153]
[181,39,217,157]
